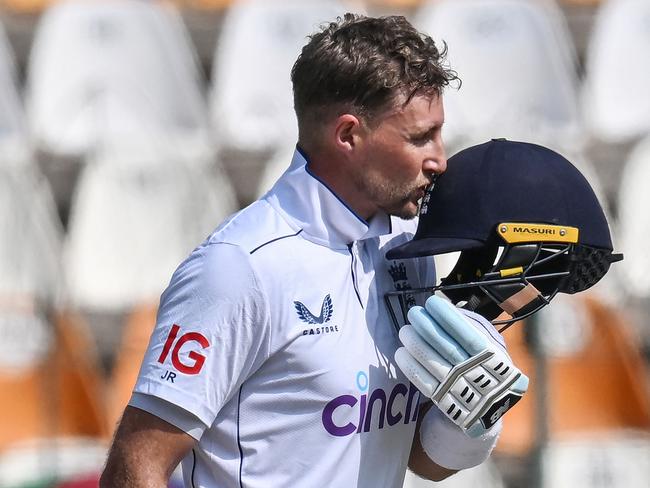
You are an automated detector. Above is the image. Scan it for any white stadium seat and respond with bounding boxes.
[0,166,60,396]
[255,142,300,198]
[0,20,27,149]
[0,161,107,485]
[617,136,650,299]
[209,0,353,154]
[542,436,650,488]
[582,0,650,144]
[64,142,237,312]
[26,0,209,158]
[414,0,582,154]
[403,460,505,487]
[0,163,64,305]
[0,439,107,488]
[498,293,650,458]
[0,311,108,487]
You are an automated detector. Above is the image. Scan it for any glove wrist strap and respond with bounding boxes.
[420,404,502,470]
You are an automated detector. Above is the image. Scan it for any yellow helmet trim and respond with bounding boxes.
[500,266,524,278]
[497,223,579,244]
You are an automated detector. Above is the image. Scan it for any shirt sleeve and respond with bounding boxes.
[132,241,271,430]
[129,392,205,440]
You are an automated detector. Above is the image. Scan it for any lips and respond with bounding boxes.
[415,185,428,200]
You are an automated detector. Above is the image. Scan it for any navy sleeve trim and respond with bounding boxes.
[250,229,303,254]
[128,392,206,440]
[191,449,198,488]
[237,386,244,488]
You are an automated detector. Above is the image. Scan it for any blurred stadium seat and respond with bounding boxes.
[210,0,353,153]
[0,0,54,14]
[209,0,354,203]
[64,142,236,316]
[363,0,424,8]
[0,19,27,150]
[107,303,157,432]
[414,0,582,155]
[618,136,650,299]
[0,158,107,485]
[255,141,299,199]
[176,0,235,10]
[618,134,650,350]
[0,310,108,449]
[497,293,650,457]
[0,309,108,487]
[582,0,650,144]
[404,459,505,487]
[0,438,107,488]
[26,0,209,158]
[542,435,650,488]
[0,163,63,305]
[25,0,212,222]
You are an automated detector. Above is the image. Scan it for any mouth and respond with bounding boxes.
[415,181,431,199]
[412,188,427,208]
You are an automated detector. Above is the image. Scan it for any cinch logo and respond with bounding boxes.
[321,371,420,437]
[294,294,333,324]
[157,324,210,375]
[512,226,556,235]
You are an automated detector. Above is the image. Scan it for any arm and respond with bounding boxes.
[103,245,271,486]
[100,406,196,487]
[408,403,458,482]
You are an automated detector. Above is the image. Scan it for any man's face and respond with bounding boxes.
[352,94,447,219]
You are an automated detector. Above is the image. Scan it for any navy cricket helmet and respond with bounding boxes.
[386,139,623,330]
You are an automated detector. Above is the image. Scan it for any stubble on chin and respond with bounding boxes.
[378,186,422,219]
[352,170,423,220]
[385,199,419,220]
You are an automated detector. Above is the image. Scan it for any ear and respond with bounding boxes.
[333,114,365,155]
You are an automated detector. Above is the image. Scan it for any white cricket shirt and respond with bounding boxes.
[131,148,436,487]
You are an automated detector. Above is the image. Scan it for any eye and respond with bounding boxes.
[411,128,436,146]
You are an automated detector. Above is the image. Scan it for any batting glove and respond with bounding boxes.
[395,295,528,438]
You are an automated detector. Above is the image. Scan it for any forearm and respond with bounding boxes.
[100,439,172,488]
[101,406,195,487]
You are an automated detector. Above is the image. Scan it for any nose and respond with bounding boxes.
[423,144,447,176]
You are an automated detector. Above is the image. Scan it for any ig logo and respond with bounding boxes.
[157,324,210,377]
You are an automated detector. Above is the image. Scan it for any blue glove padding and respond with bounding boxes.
[395,295,529,437]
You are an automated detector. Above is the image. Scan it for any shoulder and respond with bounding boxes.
[159,241,267,320]
[206,198,300,254]
[156,238,273,336]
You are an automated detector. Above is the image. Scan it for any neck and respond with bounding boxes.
[303,147,376,222]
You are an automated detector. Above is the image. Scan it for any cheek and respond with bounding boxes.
[391,150,424,180]
[367,140,422,182]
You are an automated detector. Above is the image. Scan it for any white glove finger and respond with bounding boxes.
[395,347,440,398]
[424,295,489,356]
[407,306,469,365]
[399,325,452,382]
